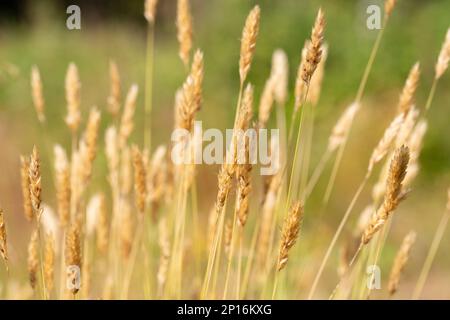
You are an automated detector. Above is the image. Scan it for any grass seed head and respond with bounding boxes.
[239,5,260,85]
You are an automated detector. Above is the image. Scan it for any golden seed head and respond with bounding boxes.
[0,209,8,265]
[191,49,204,112]
[398,62,420,114]
[307,43,328,106]
[78,107,101,184]
[216,164,234,215]
[177,0,193,66]
[176,73,199,132]
[384,0,396,18]
[20,155,34,222]
[328,102,360,152]
[368,113,404,173]
[31,65,45,123]
[301,8,325,84]
[435,28,450,79]
[29,146,42,220]
[44,232,55,294]
[147,145,168,213]
[65,63,81,133]
[294,41,309,111]
[65,222,82,294]
[258,77,275,128]
[388,231,416,295]
[239,5,261,85]
[271,49,289,106]
[237,84,254,131]
[27,229,39,289]
[278,201,303,271]
[236,144,252,228]
[395,106,419,149]
[119,84,139,148]
[54,145,71,228]
[144,0,158,24]
[362,146,410,245]
[132,145,147,214]
[107,60,121,117]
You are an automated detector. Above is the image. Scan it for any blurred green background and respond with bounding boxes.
[0,0,449,298]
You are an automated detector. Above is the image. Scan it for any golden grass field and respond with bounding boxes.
[0,0,449,300]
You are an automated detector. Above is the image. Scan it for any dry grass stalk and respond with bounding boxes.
[81,255,91,298]
[403,120,427,188]
[224,219,233,259]
[20,156,34,221]
[191,49,204,111]
[119,84,139,148]
[65,63,81,133]
[176,76,197,132]
[301,8,325,84]
[327,102,360,152]
[215,165,234,215]
[257,77,275,128]
[307,43,328,106]
[157,218,170,295]
[367,113,404,173]
[65,222,82,294]
[176,51,203,132]
[447,188,450,212]
[144,0,158,24]
[236,143,252,228]
[384,0,396,18]
[435,29,450,79]
[239,5,260,85]
[229,84,253,166]
[388,230,416,296]
[271,49,288,106]
[277,201,303,271]
[54,145,71,227]
[362,146,410,245]
[132,145,147,214]
[398,62,420,114]
[29,146,43,220]
[177,0,193,66]
[120,146,133,196]
[78,108,101,184]
[28,229,39,289]
[147,145,168,213]
[95,193,109,254]
[207,206,218,250]
[31,65,45,123]
[120,200,133,259]
[0,209,8,266]
[395,107,419,148]
[294,41,309,111]
[216,85,253,215]
[105,126,119,187]
[258,173,282,266]
[44,232,55,294]
[107,60,121,117]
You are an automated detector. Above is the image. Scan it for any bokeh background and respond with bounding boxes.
[0,0,449,299]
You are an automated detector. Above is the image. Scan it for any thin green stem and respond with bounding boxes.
[144,23,155,151]
[412,211,449,299]
[308,173,369,299]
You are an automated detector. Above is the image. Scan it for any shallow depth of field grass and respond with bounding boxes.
[0,0,449,299]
